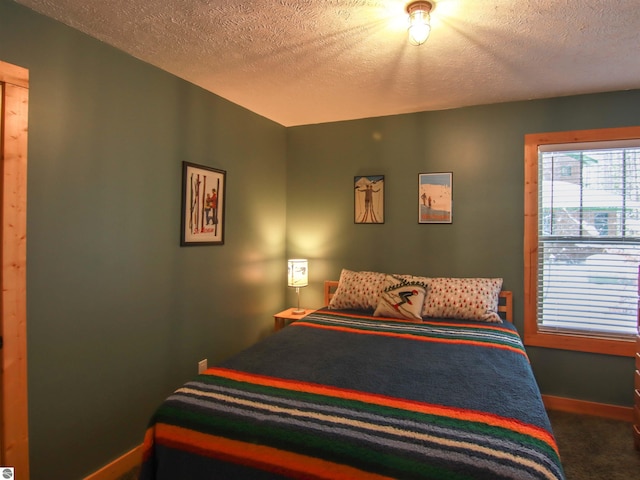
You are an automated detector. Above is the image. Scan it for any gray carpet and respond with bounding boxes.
[118,411,640,479]
[547,410,640,479]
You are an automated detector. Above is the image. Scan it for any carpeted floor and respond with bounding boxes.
[119,410,640,479]
[547,409,640,479]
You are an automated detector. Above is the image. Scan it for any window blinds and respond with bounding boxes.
[537,146,640,337]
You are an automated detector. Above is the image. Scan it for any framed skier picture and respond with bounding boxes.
[354,175,384,224]
[419,172,452,224]
[181,162,226,245]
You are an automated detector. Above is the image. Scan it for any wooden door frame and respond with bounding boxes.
[0,59,29,478]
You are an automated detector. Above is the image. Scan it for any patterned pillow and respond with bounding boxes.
[422,277,503,323]
[374,275,428,321]
[328,269,386,311]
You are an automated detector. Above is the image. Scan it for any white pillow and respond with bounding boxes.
[422,277,503,323]
[328,269,386,311]
[374,275,427,321]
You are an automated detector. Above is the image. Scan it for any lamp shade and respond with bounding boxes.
[287,259,308,287]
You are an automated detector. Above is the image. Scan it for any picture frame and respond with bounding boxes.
[354,175,384,224]
[181,161,226,245]
[419,172,452,224]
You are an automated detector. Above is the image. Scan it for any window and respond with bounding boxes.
[524,127,640,357]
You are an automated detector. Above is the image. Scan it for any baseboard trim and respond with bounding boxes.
[83,444,143,480]
[543,394,634,422]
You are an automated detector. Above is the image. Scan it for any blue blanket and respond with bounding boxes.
[141,309,565,479]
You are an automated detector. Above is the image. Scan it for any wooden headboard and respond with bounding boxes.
[324,280,513,323]
[323,280,340,306]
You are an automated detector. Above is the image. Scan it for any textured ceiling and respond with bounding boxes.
[13,0,640,126]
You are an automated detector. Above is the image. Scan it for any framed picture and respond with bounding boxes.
[354,175,384,224]
[181,161,226,245]
[419,172,452,224]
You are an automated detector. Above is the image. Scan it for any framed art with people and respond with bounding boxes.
[354,175,384,224]
[419,172,452,224]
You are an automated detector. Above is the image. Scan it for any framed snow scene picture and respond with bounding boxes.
[419,172,452,224]
[181,161,226,245]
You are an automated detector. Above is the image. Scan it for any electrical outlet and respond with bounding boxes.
[198,358,208,374]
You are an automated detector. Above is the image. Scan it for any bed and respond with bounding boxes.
[140,272,564,480]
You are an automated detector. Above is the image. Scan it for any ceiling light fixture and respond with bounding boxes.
[406,1,434,46]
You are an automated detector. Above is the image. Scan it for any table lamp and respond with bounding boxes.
[287,259,308,314]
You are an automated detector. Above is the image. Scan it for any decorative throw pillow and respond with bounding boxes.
[374,275,428,321]
[422,277,503,323]
[328,269,386,311]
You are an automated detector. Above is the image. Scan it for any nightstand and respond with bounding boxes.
[274,308,315,331]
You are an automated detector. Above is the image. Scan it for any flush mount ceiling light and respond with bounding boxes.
[406,1,434,46]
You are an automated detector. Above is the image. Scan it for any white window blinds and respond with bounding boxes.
[538,142,640,337]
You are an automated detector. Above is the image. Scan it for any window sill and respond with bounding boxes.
[524,330,635,357]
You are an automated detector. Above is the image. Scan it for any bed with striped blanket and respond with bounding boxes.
[140,309,564,479]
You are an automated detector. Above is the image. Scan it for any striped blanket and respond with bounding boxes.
[140,310,565,479]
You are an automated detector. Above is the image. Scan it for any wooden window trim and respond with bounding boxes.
[524,126,640,357]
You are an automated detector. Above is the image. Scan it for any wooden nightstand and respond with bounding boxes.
[274,308,315,332]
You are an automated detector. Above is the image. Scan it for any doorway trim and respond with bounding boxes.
[0,59,29,478]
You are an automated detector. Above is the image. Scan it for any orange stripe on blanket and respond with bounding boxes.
[205,367,559,457]
[318,309,519,337]
[153,423,394,480]
[315,310,519,336]
[293,321,527,357]
[315,310,423,324]
[313,309,384,319]
[420,319,520,334]
[142,426,156,462]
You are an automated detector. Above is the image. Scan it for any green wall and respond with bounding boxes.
[287,95,639,408]
[2,0,639,478]
[1,1,287,478]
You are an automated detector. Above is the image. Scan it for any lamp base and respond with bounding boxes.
[291,308,306,315]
